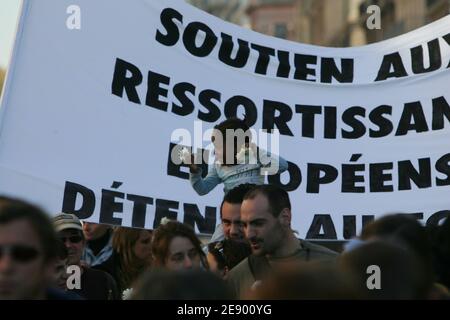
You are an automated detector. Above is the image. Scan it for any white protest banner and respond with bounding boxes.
[0,0,449,240]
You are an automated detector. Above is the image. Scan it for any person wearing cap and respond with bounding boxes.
[53,213,120,300]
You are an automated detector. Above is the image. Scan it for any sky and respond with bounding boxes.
[0,0,22,69]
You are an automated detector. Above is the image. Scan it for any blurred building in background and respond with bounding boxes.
[187,0,251,27]
[246,0,302,41]
[359,0,450,43]
[188,0,450,46]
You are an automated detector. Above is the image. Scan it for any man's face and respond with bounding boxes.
[241,194,285,256]
[53,258,68,290]
[57,229,84,266]
[221,201,245,242]
[82,222,110,241]
[0,219,51,300]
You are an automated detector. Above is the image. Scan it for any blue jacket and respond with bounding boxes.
[189,150,288,195]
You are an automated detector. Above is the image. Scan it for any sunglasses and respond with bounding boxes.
[59,235,83,244]
[0,245,40,263]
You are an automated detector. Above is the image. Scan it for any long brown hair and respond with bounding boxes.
[112,227,153,289]
[151,221,208,269]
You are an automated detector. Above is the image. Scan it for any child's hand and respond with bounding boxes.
[238,142,258,164]
[249,142,258,154]
[188,158,199,173]
[179,147,199,173]
[179,147,191,164]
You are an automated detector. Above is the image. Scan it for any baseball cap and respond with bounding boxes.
[53,213,83,233]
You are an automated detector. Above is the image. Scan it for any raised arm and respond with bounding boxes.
[258,147,289,175]
[189,165,222,196]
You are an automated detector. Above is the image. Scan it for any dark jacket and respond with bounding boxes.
[69,266,120,300]
[94,250,128,294]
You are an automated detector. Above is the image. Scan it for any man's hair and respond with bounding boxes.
[360,214,433,271]
[220,184,256,218]
[131,269,232,300]
[243,184,291,218]
[339,240,433,299]
[208,239,251,271]
[0,196,58,262]
[429,216,450,288]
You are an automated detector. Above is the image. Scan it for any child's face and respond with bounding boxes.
[212,129,247,165]
[212,131,225,164]
[53,257,68,290]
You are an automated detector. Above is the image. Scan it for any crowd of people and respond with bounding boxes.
[0,182,449,300]
[0,118,449,300]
